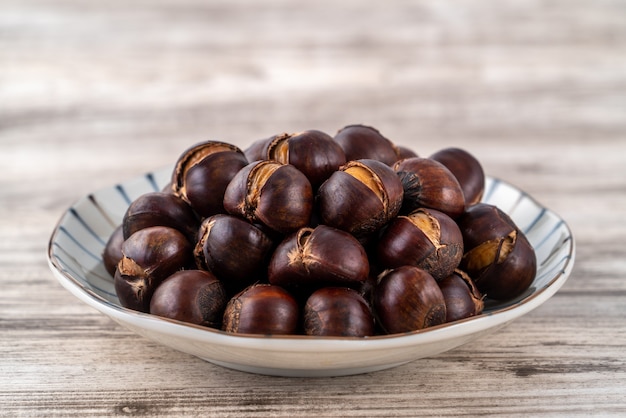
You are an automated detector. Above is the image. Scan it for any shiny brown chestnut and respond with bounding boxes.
[268,225,369,291]
[122,192,199,242]
[114,226,193,312]
[394,157,465,219]
[438,269,484,322]
[194,214,275,295]
[376,207,463,281]
[430,147,485,206]
[396,145,419,162]
[317,159,404,238]
[303,287,375,337]
[243,137,270,162]
[103,224,124,277]
[171,141,248,218]
[223,160,313,234]
[333,124,400,166]
[222,284,299,335]
[373,266,446,334]
[458,203,537,300]
[263,130,346,189]
[149,269,228,329]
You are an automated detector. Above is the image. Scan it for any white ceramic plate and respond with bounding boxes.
[47,167,575,377]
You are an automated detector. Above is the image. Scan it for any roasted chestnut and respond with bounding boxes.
[458,203,537,300]
[222,284,299,335]
[396,145,419,161]
[303,287,375,337]
[268,225,369,291]
[171,141,248,218]
[243,137,270,162]
[149,269,228,328]
[263,130,346,188]
[317,159,404,238]
[223,160,313,234]
[376,207,463,281]
[430,147,485,206]
[122,192,199,242]
[394,157,465,219]
[103,224,124,277]
[195,214,274,295]
[114,226,193,312]
[438,269,484,322]
[333,124,400,166]
[373,266,446,334]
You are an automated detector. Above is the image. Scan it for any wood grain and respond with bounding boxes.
[1,0,625,416]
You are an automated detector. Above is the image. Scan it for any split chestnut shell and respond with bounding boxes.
[223,160,313,234]
[317,159,404,238]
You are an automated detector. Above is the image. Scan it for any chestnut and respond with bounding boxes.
[222,284,299,335]
[394,157,465,219]
[122,192,199,242]
[396,145,419,162]
[268,225,369,291]
[458,203,537,300]
[263,130,346,189]
[376,207,463,281]
[317,159,404,238]
[438,270,484,322]
[171,140,248,218]
[243,137,270,162]
[149,270,228,329]
[430,147,485,206]
[303,287,375,337]
[114,226,193,312]
[333,124,400,166]
[103,224,124,277]
[373,266,446,334]
[223,160,313,234]
[194,214,274,295]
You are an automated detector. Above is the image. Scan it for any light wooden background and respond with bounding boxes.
[2,0,625,416]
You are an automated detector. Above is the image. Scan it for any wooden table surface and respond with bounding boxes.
[2,0,625,416]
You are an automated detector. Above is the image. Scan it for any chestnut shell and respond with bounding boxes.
[317,159,403,238]
[373,266,446,334]
[303,287,375,337]
[394,157,465,219]
[149,269,228,329]
[222,284,299,335]
[268,225,369,291]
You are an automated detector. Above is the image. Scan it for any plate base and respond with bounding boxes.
[201,357,411,377]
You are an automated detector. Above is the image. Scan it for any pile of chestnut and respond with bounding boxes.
[104,124,537,337]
